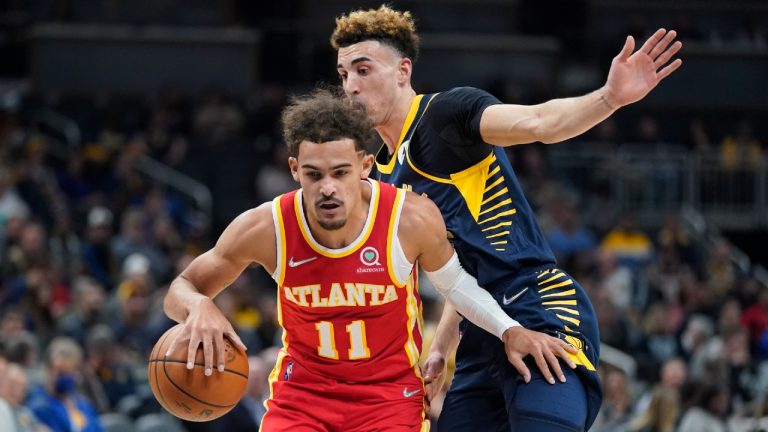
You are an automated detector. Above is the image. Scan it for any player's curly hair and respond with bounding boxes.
[330,4,420,62]
[281,87,377,158]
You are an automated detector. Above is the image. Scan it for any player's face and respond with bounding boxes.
[289,139,373,231]
[337,41,407,127]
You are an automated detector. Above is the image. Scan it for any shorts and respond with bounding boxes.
[438,267,602,432]
[261,352,430,432]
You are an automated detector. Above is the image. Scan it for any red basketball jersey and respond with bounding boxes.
[271,180,423,383]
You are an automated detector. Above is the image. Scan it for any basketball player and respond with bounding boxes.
[331,5,682,431]
[163,89,576,431]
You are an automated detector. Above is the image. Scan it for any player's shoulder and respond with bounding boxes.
[398,191,446,239]
[433,86,498,104]
[221,201,276,244]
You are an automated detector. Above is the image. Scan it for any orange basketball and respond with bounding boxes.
[148,324,249,422]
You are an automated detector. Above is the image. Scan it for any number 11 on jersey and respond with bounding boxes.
[315,320,371,360]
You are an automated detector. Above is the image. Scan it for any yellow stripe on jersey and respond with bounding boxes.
[449,151,497,220]
[537,279,574,293]
[294,181,379,258]
[403,275,421,371]
[542,299,577,306]
[386,188,409,287]
[273,197,288,287]
[545,306,580,315]
[377,95,425,175]
[541,289,577,298]
[406,151,452,184]
[261,349,288,431]
[481,221,512,232]
[538,272,566,285]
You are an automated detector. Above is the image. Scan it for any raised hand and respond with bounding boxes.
[604,28,683,108]
[165,297,247,376]
[502,326,578,384]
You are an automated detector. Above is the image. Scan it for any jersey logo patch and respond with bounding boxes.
[359,247,381,266]
[502,287,528,305]
[397,140,409,164]
[288,256,318,268]
[403,387,421,398]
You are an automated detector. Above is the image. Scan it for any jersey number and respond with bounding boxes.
[315,320,371,360]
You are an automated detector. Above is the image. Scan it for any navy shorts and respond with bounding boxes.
[438,267,602,432]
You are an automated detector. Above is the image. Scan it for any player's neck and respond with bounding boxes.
[307,181,373,249]
[377,89,417,155]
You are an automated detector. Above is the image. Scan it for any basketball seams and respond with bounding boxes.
[148,324,250,421]
[148,358,249,380]
[161,360,236,409]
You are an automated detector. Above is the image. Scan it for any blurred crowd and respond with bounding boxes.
[1,82,766,432]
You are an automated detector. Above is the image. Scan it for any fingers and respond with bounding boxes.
[654,41,682,70]
[532,351,556,385]
[215,333,226,373]
[616,35,635,61]
[507,353,531,384]
[203,336,214,376]
[639,28,667,55]
[226,330,248,353]
[649,30,677,60]
[543,348,566,383]
[657,59,683,81]
[186,336,199,370]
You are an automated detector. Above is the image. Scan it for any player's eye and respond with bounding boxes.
[339,72,348,81]
[358,67,369,75]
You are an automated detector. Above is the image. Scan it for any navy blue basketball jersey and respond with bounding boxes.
[375,87,556,290]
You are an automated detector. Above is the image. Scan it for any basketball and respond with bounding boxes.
[148,324,249,422]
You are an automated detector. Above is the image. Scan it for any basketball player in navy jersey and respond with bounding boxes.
[332,5,682,431]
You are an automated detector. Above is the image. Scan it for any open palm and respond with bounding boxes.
[605,28,683,107]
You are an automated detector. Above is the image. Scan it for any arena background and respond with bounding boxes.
[0,1,767,431]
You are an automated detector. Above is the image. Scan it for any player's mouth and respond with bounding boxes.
[317,199,343,216]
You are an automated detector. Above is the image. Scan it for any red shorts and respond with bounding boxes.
[261,352,429,432]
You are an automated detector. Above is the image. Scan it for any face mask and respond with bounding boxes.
[54,373,77,395]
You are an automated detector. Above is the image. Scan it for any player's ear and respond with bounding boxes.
[397,58,412,85]
[360,153,374,178]
[288,157,300,182]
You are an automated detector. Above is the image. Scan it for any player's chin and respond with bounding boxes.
[318,217,346,231]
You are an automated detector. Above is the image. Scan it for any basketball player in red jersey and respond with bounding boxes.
[163,89,577,431]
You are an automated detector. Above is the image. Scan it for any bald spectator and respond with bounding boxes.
[0,356,19,432]
[0,362,49,432]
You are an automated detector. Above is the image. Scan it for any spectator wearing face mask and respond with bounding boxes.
[26,337,103,432]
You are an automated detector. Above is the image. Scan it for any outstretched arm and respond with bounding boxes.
[400,193,577,384]
[480,28,682,146]
[164,202,276,376]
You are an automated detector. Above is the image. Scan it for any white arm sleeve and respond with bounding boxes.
[425,252,521,340]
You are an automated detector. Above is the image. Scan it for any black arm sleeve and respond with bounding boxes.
[410,87,502,175]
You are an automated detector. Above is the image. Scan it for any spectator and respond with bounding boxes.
[601,214,654,269]
[80,206,117,291]
[0,356,19,432]
[26,337,103,432]
[0,362,50,432]
[677,383,730,432]
[627,385,680,432]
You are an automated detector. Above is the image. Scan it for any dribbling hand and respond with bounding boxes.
[165,297,247,376]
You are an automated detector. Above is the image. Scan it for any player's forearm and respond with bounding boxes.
[532,88,617,144]
[425,253,520,340]
[164,275,212,323]
[428,302,462,357]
